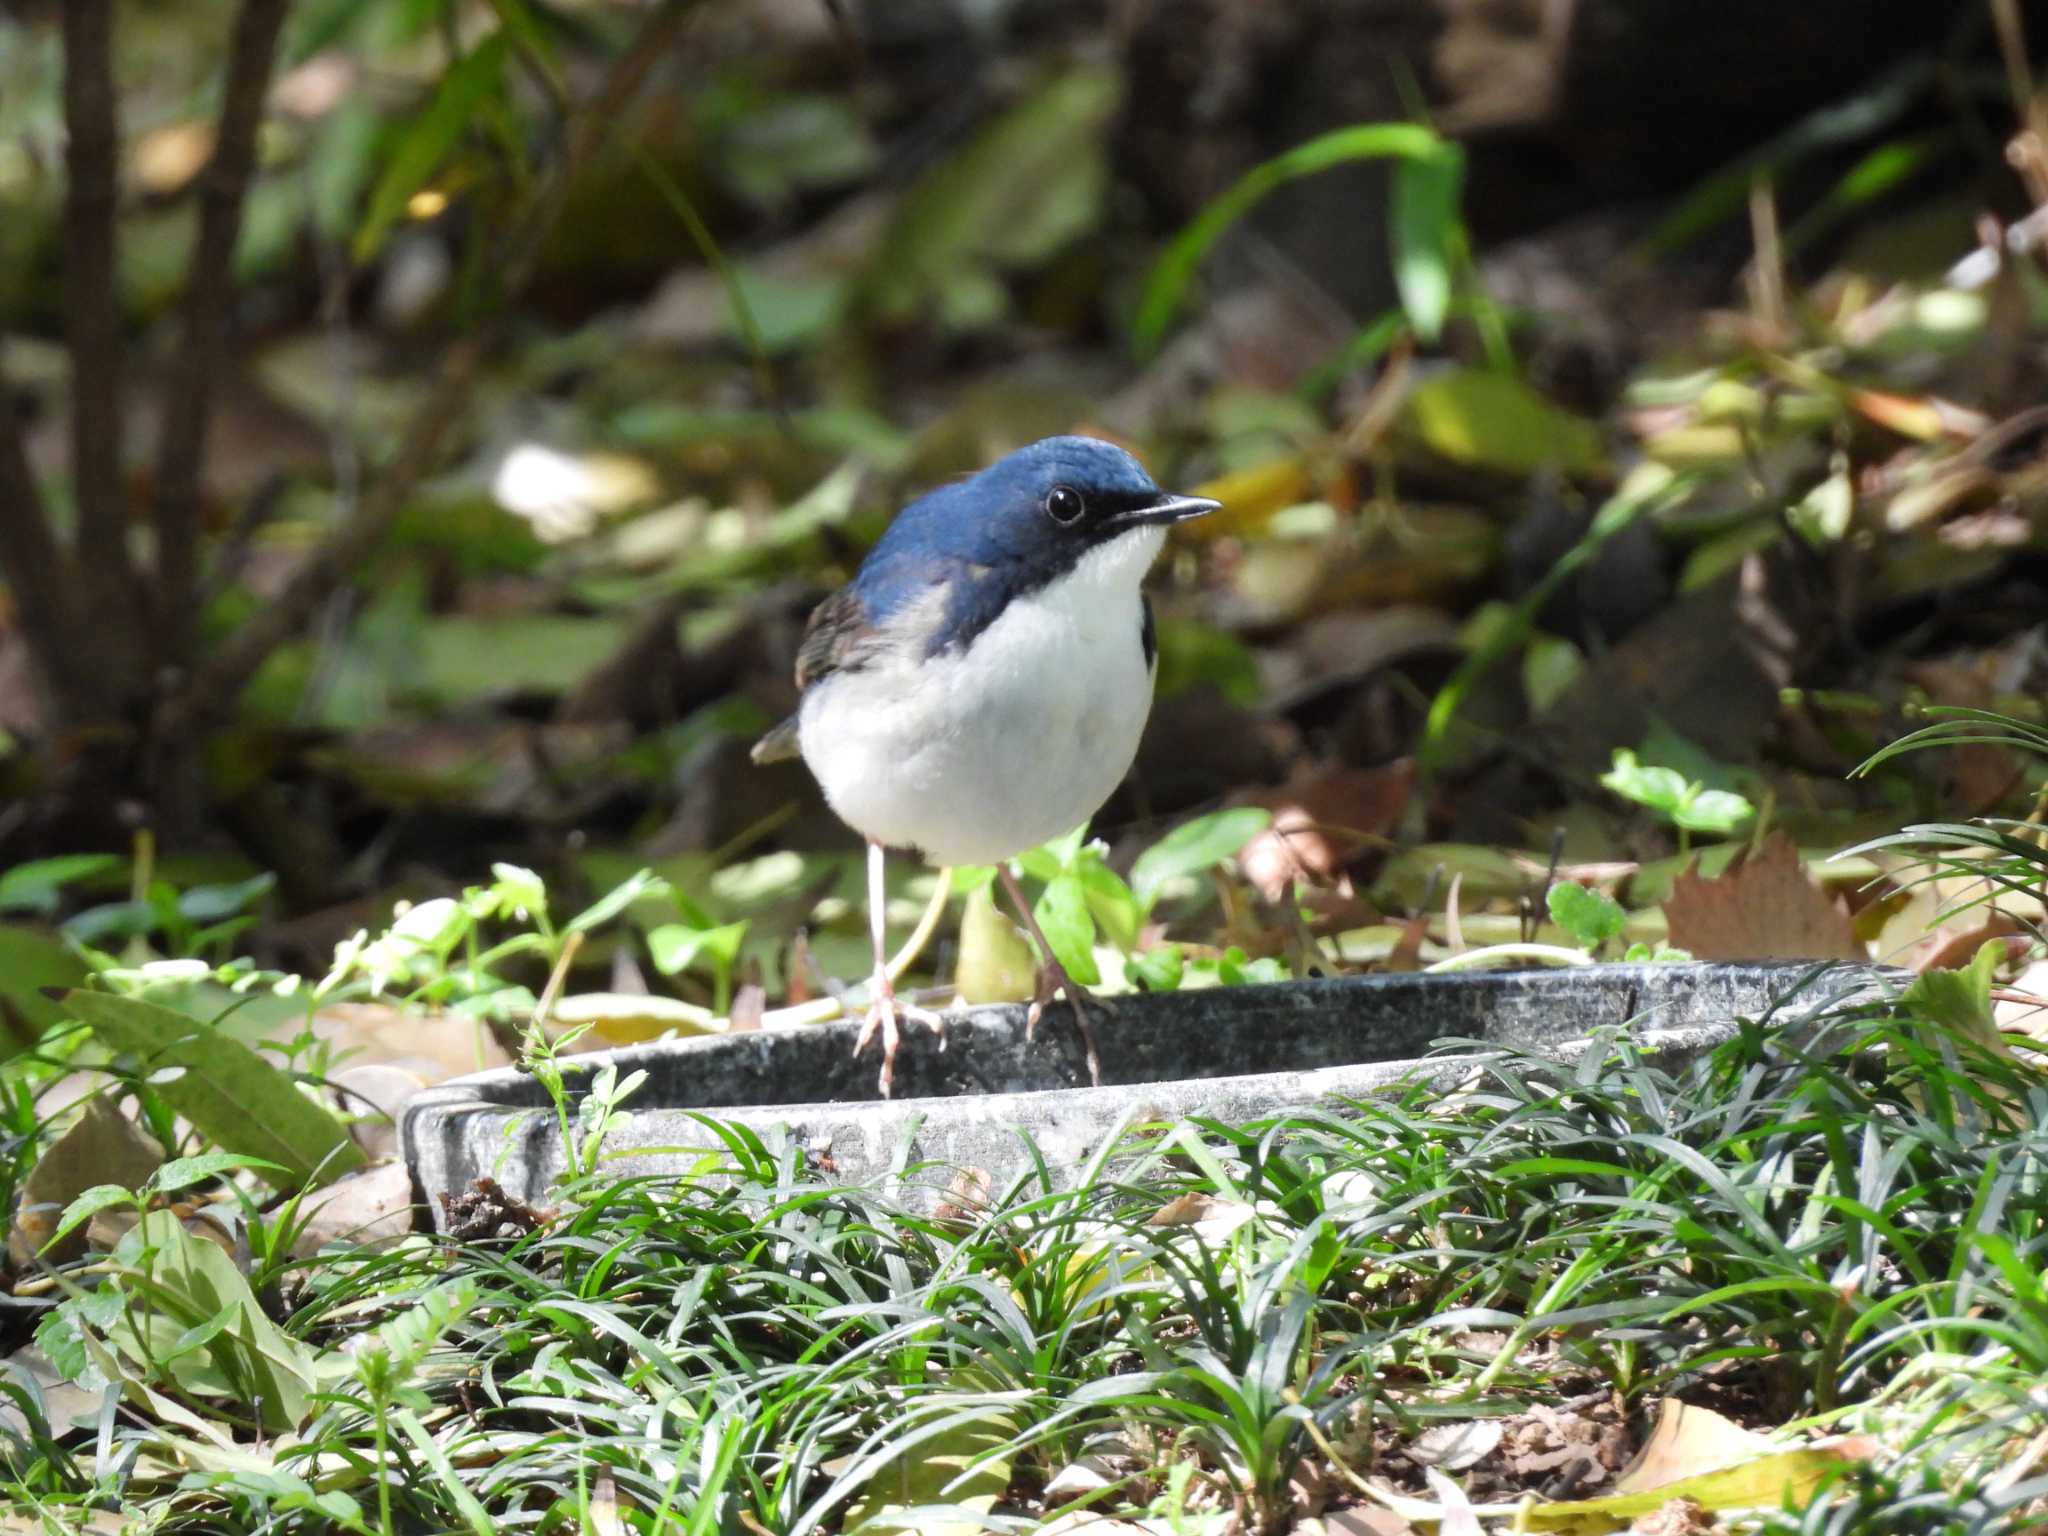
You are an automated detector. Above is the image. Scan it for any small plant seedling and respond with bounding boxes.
[1601,748,1755,847]
[1546,881,1626,952]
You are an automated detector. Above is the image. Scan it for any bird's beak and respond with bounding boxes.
[1114,493,1222,528]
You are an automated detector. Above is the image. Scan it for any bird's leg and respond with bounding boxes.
[851,840,942,1096]
[997,865,1104,1087]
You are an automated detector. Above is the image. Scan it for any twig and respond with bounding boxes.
[173,0,697,725]
[150,0,290,663]
[0,365,105,722]
[60,0,139,649]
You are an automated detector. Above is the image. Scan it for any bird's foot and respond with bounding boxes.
[1025,959,1105,1088]
[852,971,945,1097]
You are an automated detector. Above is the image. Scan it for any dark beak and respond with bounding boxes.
[1115,492,1222,528]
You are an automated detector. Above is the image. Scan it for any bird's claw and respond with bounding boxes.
[1024,960,1105,1088]
[852,972,945,1097]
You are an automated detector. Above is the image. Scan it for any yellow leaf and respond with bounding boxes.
[1186,457,1316,541]
[551,992,720,1045]
[1616,1400,1775,1492]
[841,1370,1016,1536]
[1404,369,1604,476]
[954,884,1037,1005]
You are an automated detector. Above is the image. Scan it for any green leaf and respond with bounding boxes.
[64,991,362,1189]
[1032,872,1100,987]
[0,854,121,916]
[353,33,509,264]
[151,1152,289,1195]
[391,1407,496,1536]
[1546,882,1627,949]
[0,923,92,1054]
[950,865,998,897]
[1673,788,1754,834]
[867,65,1118,326]
[1074,852,1140,951]
[488,862,548,922]
[1789,466,1854,548]
[1128,945,1185,993]
[177,873,276,924]
[1405,367,1604,476]
[1390,149,1463,341]
[43,1185,134,1255]
[566,868,667,933]
[1623,941,1693,963]
[1601,749,1690,814]
[1900,938,2002,1046]
[1130,807,1272,909]
[646,921,750,977]
[1137,122,1455,351]
[103,1210,321,1431]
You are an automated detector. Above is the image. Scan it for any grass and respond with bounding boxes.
[7,969,2044,1533]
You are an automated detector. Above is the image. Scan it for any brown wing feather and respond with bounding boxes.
[794,584,878,691]
[751,585,881,766]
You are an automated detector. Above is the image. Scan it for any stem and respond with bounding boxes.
[373,1394,394,1536]
[59,0,142,670]
[151,0,290,664]
[0,365,105,721]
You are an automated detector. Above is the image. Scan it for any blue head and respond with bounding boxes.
[851,436,1218,654]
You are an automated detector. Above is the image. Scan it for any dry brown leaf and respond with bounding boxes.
[1909,917,2026,975]
[1661,834,1864,963]
[1995,956,2048,1044]
[291,1161,417,1257]
[1234,760,1415,903]
[8,1097,164,1269]
[1630,1497,1718,1536]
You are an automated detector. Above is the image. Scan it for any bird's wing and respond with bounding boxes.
[793,583,881,691]
[749,583,884,766]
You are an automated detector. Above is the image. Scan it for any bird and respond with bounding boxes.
[752,435,1219,1094]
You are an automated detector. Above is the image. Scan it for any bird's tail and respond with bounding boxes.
[750,716,802,765]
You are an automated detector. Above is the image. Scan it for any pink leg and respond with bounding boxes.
[997,865,1104,1087]
[850,840,942,1096]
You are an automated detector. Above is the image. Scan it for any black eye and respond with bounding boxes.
[1044,484,1084,523]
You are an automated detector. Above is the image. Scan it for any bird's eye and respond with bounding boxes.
[1044,484,1085,524]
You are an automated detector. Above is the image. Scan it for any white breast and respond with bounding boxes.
[798,527,1164,866]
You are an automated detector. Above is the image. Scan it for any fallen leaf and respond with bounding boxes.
[0,1344,103,1440]
[1408,1420,1503,1472]
[1629,1497,1717,1536]
[1616,1401,1774,1492]
[1908,916,2025,975]
[291,1161,417,1257]
[1185,456,1317,542]
[840,1369,1016,1536]
[1235,761,1414,902]
[1404,368,1604,476]
[1661,834,1864,963]
[300,1000,513,1083]
[8,1098,164,1268]
[551,992,722,1046]
[1042,1454,1121,1504]
[329,1063,429,1159]
[1520,1434,1874,1532]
